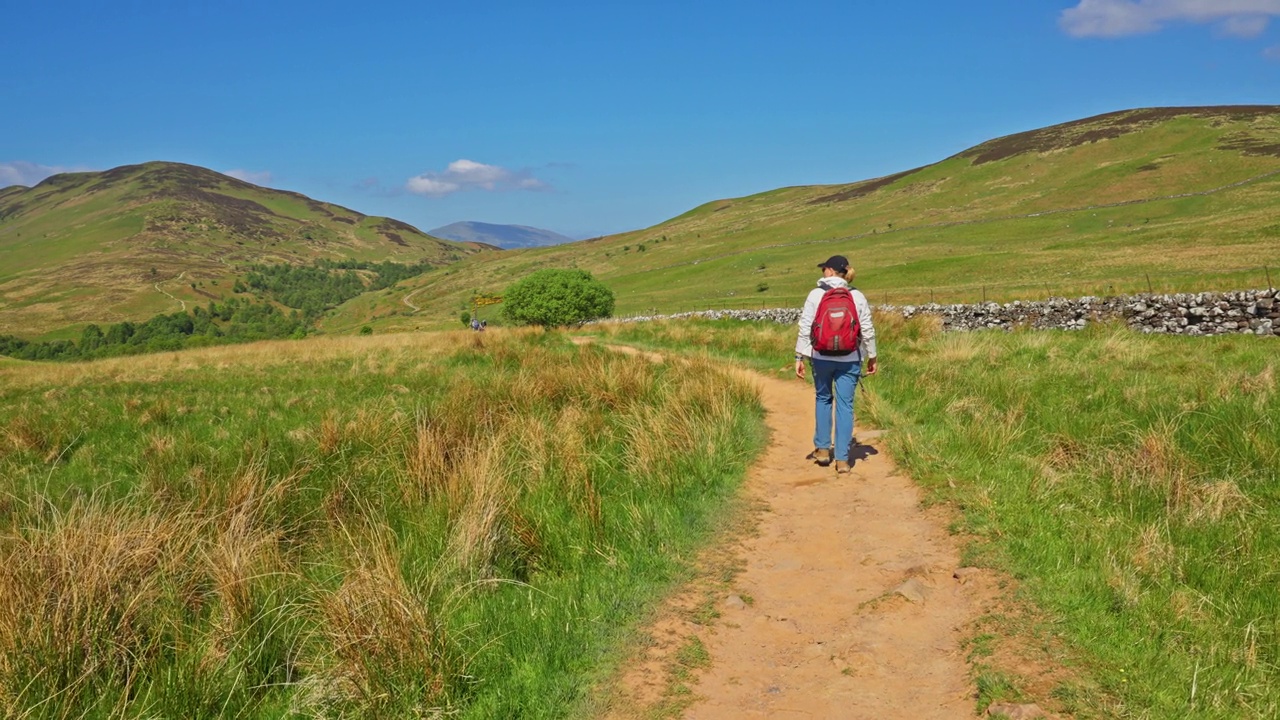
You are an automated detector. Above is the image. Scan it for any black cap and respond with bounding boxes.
[818,255,849,272]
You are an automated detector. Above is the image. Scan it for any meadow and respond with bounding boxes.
[0,330,763,718]
[587,317,1280,718]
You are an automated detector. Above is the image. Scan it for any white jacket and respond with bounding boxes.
[795,276,876,363]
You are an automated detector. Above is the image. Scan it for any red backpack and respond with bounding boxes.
[810,287,860,356]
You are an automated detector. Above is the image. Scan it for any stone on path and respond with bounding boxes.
[893,577,930,604]
[987,702,1046,719]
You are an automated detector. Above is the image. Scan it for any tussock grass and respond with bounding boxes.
[597,317,1280,717]
[0,329,764,717]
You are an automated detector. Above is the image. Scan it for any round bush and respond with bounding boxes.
[501,269,615,327]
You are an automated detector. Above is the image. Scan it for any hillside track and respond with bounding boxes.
[403,286,425,312]
[598,346,1000,719]
[153,270,187,311]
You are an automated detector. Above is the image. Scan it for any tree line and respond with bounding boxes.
[1,259,434,362]
[243,259,432,318]
[0,298,306,362]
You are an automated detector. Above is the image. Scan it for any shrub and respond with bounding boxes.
[501,269,615,328]
[359,326,373,336]
[460,311,472,327]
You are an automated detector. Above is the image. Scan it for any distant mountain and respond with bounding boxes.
[429,221,576,250]
[0,161,491,335]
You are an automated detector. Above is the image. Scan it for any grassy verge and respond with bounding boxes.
[584,317,1280,718]
[0,329,764,718]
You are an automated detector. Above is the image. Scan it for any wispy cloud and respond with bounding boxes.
[1264,44,1280,58]
[0,161,90,188]
[1060,0,1280,38]
[223,168,273,186]
[1217,14,1272,37]
[405,159,550,198]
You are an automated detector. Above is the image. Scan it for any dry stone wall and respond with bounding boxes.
[611,288,1280,338]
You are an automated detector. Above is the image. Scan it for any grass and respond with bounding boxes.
[0,328,765,718]
[583,316,1280,718]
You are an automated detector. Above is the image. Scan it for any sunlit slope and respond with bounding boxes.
[334,106,1280,331]
[0,162,487,334]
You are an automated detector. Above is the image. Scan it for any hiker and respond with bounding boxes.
[794,255,877,474]
[470,317,480,331]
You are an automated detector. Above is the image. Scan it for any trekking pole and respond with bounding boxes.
[1266,265,1274,289]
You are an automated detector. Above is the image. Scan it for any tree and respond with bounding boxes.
[80,324,104,352]
[501,269,615,328]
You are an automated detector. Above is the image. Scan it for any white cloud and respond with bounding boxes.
[1218,14,1271,36]
[1060,0,1280,38]
[0,161,89,188]
[223,168,273,186]
[405,159,549,198]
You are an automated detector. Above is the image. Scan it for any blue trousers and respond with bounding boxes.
[812,358,861,462]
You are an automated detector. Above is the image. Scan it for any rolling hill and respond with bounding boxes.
[0,162,489,336]
[324,105,1280,333]
[428,221,576,250]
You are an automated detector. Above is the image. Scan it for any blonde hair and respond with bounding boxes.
[840,266,856,283]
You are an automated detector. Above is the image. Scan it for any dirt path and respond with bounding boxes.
[154,270,187,311]
[403,286,426,312]
[602,356,994,719]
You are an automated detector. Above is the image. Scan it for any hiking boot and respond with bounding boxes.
[834,460,851,474]
[806,448,832,466]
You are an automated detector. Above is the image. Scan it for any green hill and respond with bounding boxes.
[328,105,1280,333]
[0,162,489,336]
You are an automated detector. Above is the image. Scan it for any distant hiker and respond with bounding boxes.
[480,320,487,330]
[470,317,481,331]
[794,255,877,474]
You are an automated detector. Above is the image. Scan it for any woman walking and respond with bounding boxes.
[794,255,877,474]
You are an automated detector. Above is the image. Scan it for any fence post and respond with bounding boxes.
[982,286,987,303]
[1266,266,1274,289]
[1145,273,1153,294]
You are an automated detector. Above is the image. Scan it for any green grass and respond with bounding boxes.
[584,317,1280,718]
[0,329,765,718]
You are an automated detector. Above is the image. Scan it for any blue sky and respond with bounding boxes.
[3,0,1278,238]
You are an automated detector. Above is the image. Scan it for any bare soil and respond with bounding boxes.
[600,362,1002,719]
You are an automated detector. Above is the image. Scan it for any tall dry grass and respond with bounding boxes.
[0,327,765,717]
